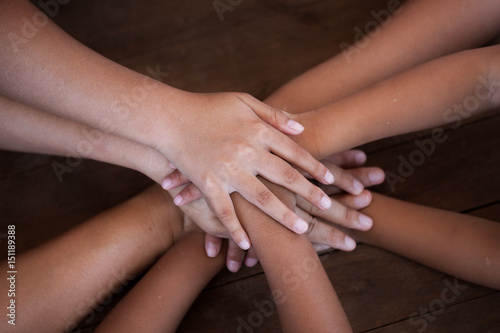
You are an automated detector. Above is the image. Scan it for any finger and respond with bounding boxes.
[161,169,191,190]
[227,239,245,272]
[296,207,356,251]
[205,234,223,258]
[205,190,251,251]
[345,167,385,187]
[317,167,385,196]
[312,243,332,253]
[323,150,367,168]
[236,174,309,234]
[322,161,364,195]
[333,190,373,210]
[244,247,259,267]
[256,154,332,211]
[297,195,372,231]
[265,129,334,185]
[172,183,203,205]
[240,93,305,135]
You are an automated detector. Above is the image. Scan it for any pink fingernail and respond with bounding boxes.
[206,242,217,258]
[369,170,384,183]
[228,260,240,272]
[161,178,172,190]
[355,152,367,165]
[173,195,183,206]
[320,196,332,210]
[245,257,259,267]
[239,239,251,250]
[169,162,177,169]
[353,194,370,206]
[344,236,356,250]
[287,119,304,134]
[294,218,309,234]
[324,170,334,184]
[353,179,364,194]
[358,215,373,229]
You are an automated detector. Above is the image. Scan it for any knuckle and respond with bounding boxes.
[342,207,356,226]
[257,190,272,206]
[293,144,307,160]
[217,208,235,225]
[326,228,344,247]
[308,185,323,203]
[284,167,300,184]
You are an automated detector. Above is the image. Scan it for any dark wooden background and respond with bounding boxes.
[1,0,499,332]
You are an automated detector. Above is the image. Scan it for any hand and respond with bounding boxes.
[160,91,336,250]
[203,150,385,272]
[297,151,385,252]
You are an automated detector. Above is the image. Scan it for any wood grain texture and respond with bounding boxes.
[1,0,498,332]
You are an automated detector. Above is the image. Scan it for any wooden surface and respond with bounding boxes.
[1,0,499,332]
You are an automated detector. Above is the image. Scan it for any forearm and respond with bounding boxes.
[349,193,500,290]
[295,45,500,159]
[0,0,180,149]
[96,231,225,333]
[265,0,500,112]
[232,185,352,332]
[0,186,183,332]
[0,95,171,183]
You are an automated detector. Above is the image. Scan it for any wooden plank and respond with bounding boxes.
[367,292,500,333]
[0,159,152,256]
[177,244,495,333]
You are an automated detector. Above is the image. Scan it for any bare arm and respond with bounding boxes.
[95,229,226,333]
[265,0,500,112]
[233,184,352,332]
[294,45,500,159]
[0,0,333,251]
[299,191,500,290]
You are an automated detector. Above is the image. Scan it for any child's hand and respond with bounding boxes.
[160,91,335,251]
[202,150,384,272]
[296,151,386,252]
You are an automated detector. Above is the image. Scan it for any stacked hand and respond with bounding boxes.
[166,148,385,272]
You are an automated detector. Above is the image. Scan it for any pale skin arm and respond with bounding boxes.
[0,186,183,333]
[0,0,335,250]
[299,192,500,290]
[0,94,380,258]
[265,0,500,113]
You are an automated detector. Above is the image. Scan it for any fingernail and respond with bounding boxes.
[161,178,172,190]
[228,260,240,272]
[287,119,304,134]
[239,239,251,250]
[344,236,356,250]
[355,152,366,165]
[324,170,334,184]
[245,257,259,267]
[358,215,373,229]
[320,195,332,210]
[294,218,309,234]
[369,170,384,183]
[206,242,217,258]
[353,193,369,206]
[353,179,364,194]
[173,194,183,206]
[168,162,176,169]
